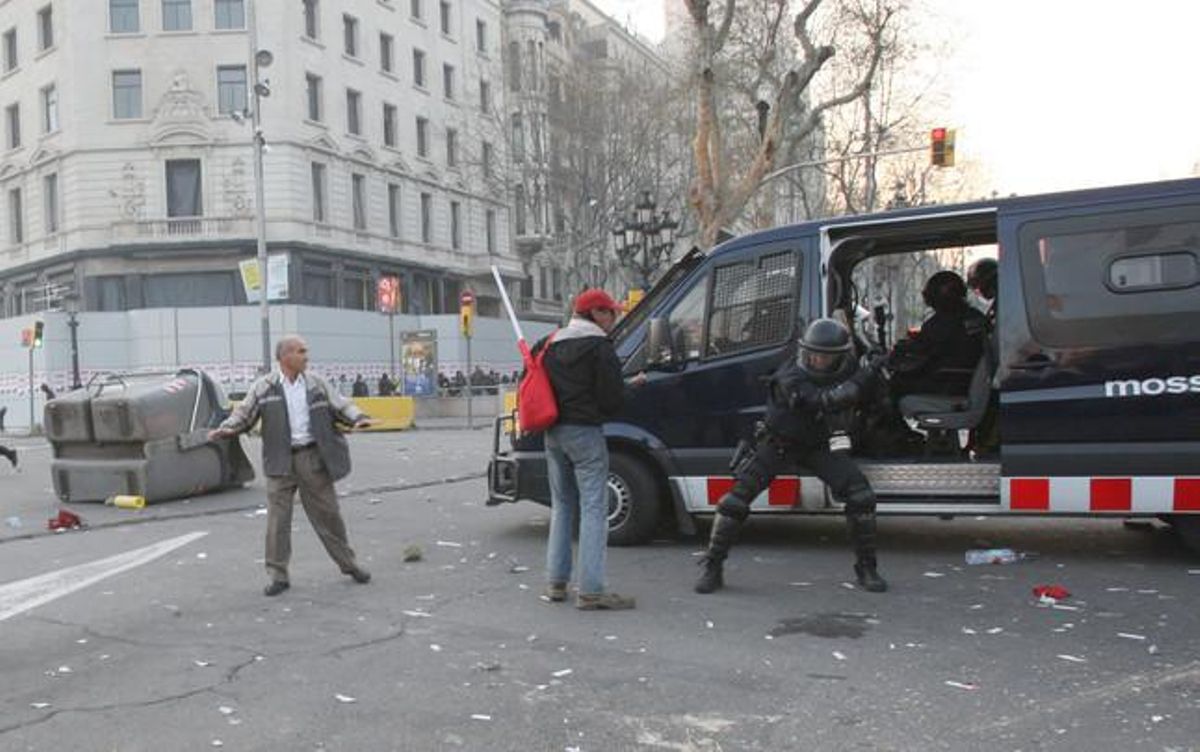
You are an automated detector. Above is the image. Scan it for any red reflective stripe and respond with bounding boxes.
[1175,478,1200,512]
[1091,478,1132,512]
[707,477,735,505]
[768,478,800,506]
[1010,478,1050,511]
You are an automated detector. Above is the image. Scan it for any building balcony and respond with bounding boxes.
[110,216,255,244]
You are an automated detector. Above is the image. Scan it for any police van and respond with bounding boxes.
[487,177,1200,554]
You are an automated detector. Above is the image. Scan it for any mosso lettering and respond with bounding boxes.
[1105,374,1200,398]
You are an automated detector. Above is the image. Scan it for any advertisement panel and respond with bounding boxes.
[401,330,438,397]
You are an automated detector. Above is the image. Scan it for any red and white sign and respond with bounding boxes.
[459,289,475,307]
[377,276,401,314]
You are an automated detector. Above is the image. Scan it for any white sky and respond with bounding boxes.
[590,0,1200,197]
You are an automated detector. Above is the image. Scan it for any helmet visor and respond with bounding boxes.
[802,349,843,374]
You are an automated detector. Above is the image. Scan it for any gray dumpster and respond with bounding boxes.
[45,369,255,503]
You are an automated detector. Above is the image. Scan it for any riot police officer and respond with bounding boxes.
[695,318,888,594]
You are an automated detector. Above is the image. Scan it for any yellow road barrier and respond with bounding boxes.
[352,396,415,431]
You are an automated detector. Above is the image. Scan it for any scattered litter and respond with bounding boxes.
[969,604,984,610]
[604,635,618,641]
[961,628,977,635]
[1148,644,1160,655]
[415,594,436,601]
[335,694,357,704]
[944,680,977,690]
[510,565,530,573]
[30,702,51,709]
[1057,654,1087,663]
[367,497,383,505]
[1050,603,1080,612]
[252,508,268,517]
[470,714,492,721]
[56,666,71,674]
[552,669,573,678]
[705,621,714,629]
[1136,589,1158,595]
[788,581,812,587]
[402,545,424,562]
[986,627,1004,635]
[1105,587,1129,592]
[4,515,21,528]
[965,548,1026,565]
[193,660,211,667]
[1033,585,1071,601]
[430,644,443,652]
[76,639,87,644]
[211,741,223,748]
[436,540,463,548]
[832,651,847,661]
[196,552,208,560]
[1151,715,1166,723]
[402,610,432,618]
[1117,632,1146,641]
[840,582,856,590]
[218,706,235,716]
[922,572,946,578]
[474,661,502,672]
[47,510,83,531]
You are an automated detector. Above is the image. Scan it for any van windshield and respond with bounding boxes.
[612,247,706,349]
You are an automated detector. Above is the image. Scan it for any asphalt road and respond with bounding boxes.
[1,430,1198,751]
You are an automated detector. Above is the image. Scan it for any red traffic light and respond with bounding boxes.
[459,289,475,306]
[930,127,956,167]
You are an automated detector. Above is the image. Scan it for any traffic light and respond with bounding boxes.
[930,127,956,167]
[460,304,474,337]
[32,320,44,348]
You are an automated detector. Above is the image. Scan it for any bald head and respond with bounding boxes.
[275,335,309,378]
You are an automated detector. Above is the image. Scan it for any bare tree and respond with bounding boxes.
[683,0,897,248]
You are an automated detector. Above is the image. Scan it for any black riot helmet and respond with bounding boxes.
[967,258,998,300]
[921,270,968,312]
[797,318,854,383]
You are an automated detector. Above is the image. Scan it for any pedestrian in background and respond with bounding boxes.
[209,335,378,596]
[538,289,644,610]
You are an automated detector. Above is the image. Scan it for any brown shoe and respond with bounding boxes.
[576,592,636,611]
[542,582,568,602]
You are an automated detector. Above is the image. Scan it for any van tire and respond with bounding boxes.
[1170,515,1200,557]
[606,452,661,546]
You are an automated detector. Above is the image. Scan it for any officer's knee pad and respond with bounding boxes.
[716,493,752,522]
[842,484,876,515]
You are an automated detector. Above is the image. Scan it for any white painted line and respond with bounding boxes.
[0,531,209,622]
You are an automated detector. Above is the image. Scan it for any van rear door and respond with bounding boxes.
[999,183,1200,486]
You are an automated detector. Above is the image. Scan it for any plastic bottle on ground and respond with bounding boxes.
[964,548,1026,565]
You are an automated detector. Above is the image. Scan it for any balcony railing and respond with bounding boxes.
[110,216,255,242]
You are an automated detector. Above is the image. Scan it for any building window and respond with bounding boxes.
[415,116,428,157]
[5,103,19,149]
[446,127,457,167]
[216,65,247,115]
[43,173,58,234]
[162,0,192,31]
[412,48,426,87]
[41,84,58,132]
[507,41,520,91]
[442,63,455,99]
[449,200,461,249]
[479,79,490,112]
[346,88,361,135]
[475,19,486,52]
[388,184,401,237]
[214,0,245,29]
[37,5,53,49]
[9,188,22,243]
[342,14,358,57]
[514,184,525,235]
[511,113,523,161]
[3,29,16,72]
[380,33,394,73]
[485,209,496,254]
[410,0,422,21]
[113,70,142,119]
[382,103,397,147]
[303,0,319,39]
[481,140,493,178]
[351,173,366,230]
[420,192,432,242]
[305,73,322,121]
[527,40,537,91]
[110,0,141,33]
[311,162,326,222]
[439,1,451,35]
[165,159,203,217]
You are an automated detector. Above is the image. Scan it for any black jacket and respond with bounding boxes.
[889,303,985,393]
[537,318,625,426]
[765,358,877,447]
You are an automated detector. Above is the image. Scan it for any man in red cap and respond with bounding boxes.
[538,288,638,610]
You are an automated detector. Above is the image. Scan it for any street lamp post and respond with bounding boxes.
[611,190,679,290]
[63,293,81,390]
[246,0,273,373]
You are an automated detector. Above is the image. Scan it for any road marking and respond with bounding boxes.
[0,531,208,622]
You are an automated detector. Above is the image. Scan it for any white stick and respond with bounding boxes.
[491,266,525,343]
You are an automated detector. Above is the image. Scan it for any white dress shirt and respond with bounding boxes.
[281,372,313,446]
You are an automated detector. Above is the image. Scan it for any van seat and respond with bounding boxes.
[898,337,993,431]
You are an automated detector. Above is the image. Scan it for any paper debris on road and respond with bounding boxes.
[335,694,357,703]
[471,714,492,721]
[944,680,977,690]
[961,627,977,635]
[430,644,443,652]
[30,702,51,709]
[193,660,211,667]
[552,669,573,678]
[436,540,463,548]
[986,627,1004,634]
[218,706,235,716]
[402,609,432,618]
[1117,632,1147,641]
[705,621,714,629]
[1057,654,1087,663]
[923,572,946,578]
[832,651,847,661]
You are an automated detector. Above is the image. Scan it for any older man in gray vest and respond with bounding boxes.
[210,335,378,596]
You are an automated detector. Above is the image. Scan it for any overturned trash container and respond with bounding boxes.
[45,369,254,503]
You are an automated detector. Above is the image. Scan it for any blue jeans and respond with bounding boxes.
[544,424,610,595]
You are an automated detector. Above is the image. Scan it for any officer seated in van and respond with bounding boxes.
[888,270,986,398]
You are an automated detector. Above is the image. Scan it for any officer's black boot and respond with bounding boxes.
[847,512,888,592]
[695,512,742,594]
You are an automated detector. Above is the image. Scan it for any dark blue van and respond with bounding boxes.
[488,177,1200,554]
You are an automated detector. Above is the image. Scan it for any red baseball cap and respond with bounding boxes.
[573,288,625,315]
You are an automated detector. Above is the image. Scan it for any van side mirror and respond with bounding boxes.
[646,318,675,368]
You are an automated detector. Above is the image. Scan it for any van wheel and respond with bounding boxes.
[1170,515,1200,557]
[606,452,661,547]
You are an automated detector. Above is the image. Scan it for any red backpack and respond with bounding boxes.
[516,331,559,433]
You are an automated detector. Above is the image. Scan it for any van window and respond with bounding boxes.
[1019,207,1200,347]
[664,276,707,361]
[706,251,797,357]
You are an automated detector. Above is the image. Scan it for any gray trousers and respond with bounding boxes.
[265,446,357,582]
